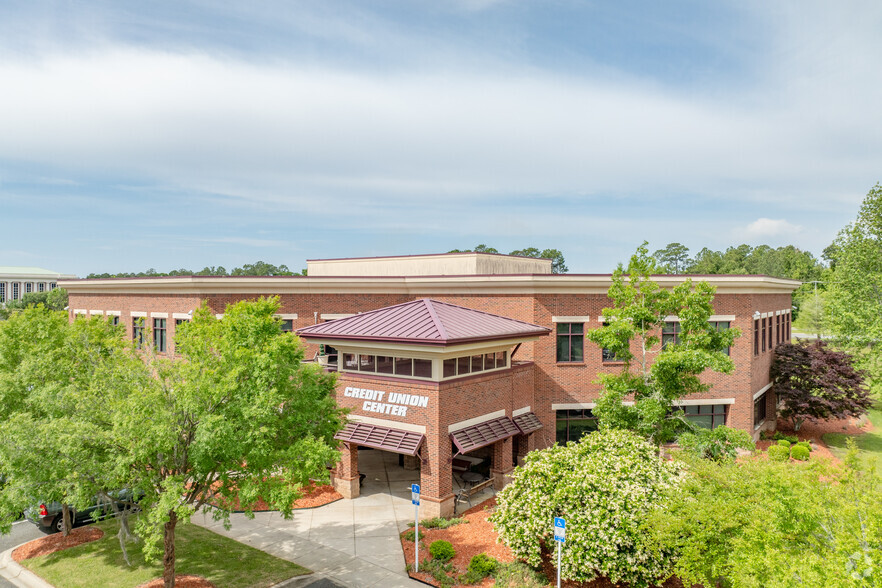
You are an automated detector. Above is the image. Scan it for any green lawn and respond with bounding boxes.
[21,518,310,588]
[823,402,882,470]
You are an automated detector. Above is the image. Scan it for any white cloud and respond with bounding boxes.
[743,218,803,239]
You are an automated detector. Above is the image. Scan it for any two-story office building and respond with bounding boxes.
[61,252,799,516]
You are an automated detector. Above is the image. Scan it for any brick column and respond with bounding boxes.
[514,434,531,467]
[419,435,455,518]
[333,443,360,499]
[491,437,515,490]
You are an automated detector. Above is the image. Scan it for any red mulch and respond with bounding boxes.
[137,575,217,588]
[755,415,873,463]
[211,482,342,511]
[12,527,104,561]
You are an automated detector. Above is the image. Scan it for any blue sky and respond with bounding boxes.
[1,1,880,275]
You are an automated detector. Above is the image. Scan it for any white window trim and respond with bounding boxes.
[130,311,147,318]
[321,313,355,320]
[552,316,591,323]
[275,313,298,320]
[753,383,773,401]
[73,309,87,315]
[673,398,735,406]
[512,406,532,417]
[172,313,191,320]
[106,310,121,317]
[151,312,168,319]
[664,315,736,322]
[89,310,104,316]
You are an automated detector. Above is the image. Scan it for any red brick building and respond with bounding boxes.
[62,252,800,517]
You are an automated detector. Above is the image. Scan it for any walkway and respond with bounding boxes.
[194,449,426,587]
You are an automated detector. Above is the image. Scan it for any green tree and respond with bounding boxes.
[107,297,343,587]
[492,429,681,587]
[449,246,568,273]
[586,243,738,444]
[230,261,295,276]
[652,242,691,274]
[0,288,68,319]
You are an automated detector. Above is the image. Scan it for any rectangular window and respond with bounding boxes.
[555,409,598,444]
[25,282,32,294]
[471,354,483,372]
[754,319,759,355]
[12,282,19,300]
[761,318,767,352]
[109,315,120,326]
[599,323,620,362]
[358,354,376,372]
[556,323,584,363]
[786,314,791,341]
[280,319,294,333]
[662,321,680,348]
[443,358,456,378]
[457,356,471,375]
[395,357,413,376]
[0,282,5,302]
[754,393,767,427]
[133,318,145,350]
[413,359,432,378]
[343,353,358,370]
[496,350,507,368]
[376,355,394,374]
[49,282,56,290]
[768,316,774,349]
[175,318,188,326]
[153,318,167,352]
[682,404,727,429]
[484,353,495,369]
[38,282,45,293]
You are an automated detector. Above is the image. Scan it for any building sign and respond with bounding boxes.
[343,386,429,417]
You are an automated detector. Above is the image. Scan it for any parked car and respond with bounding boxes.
[24,489,140,533]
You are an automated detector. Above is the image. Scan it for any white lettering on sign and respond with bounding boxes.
[344,386,429,417]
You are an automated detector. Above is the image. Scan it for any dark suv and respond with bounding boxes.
[25,490,140,533]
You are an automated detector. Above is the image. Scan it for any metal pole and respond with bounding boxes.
[557,538,561,588]
[415,501,419,574]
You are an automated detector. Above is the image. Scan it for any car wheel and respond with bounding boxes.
[53,515,64,533]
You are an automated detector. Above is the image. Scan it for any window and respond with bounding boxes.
[709,321,731,356]
[25,282,32,294]
[12,282,19,300]
[49,282,56,290]
[556,409,598,444]
[133,318,145,350]
[38,282,45,293]
[600,323,621,362]
[109,315,120,326]
[776,315,781,344]
[754,393,767,427]
[662,321,680,348]
[761,318,767,352]
[0,282,5,302]
[175,318,189,326]
[153,318,167,352]
[768,315,773,349]
[376,355,394,374]
[680,404,727,429]
[413,359,432,378]
[754,319,760,355]
[280,319,294,333]
[785,313,791,342]
[556,323,584,362]
[395,356,413,376]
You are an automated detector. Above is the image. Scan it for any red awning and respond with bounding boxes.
[450,416,520,455]
[512,412,543,435]
[334,422,425,456]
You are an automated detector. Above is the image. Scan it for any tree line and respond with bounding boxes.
[87,261,305,279]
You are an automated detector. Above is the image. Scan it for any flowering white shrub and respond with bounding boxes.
[491,429,681,587]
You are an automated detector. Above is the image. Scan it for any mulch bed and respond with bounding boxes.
[12,527,104,561]
[136,575,217,588]
[211,482,342,512]
[755,415,873,463]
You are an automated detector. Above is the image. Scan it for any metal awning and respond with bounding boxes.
[450,416,520,456]
[512,412,543,435]
[334,422,425,456]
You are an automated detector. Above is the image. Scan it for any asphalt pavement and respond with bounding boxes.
[0,521,44,588]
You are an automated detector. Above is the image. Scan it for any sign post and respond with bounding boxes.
[553,517,566,588]
[412,484,421,573]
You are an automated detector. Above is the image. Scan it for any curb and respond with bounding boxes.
[0,545,54,588]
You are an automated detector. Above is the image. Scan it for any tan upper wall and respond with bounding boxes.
[306,252,552,276]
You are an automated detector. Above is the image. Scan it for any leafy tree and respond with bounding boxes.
[676,425,755,461]
[449,245,568,273]
[771,340,871,431]
[230,261,295,276]
[652,242,691,274]
[0,288,68,319]
[492,429,681,587]
[86,262,293,279]
[586,243,738,444]
[105,297,343,587]
[647,450,882,587]
[792,290,828,339]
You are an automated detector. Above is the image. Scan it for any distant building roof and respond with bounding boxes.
[0,266,76,278]
[297,298,550,346]
[306,252,552,276]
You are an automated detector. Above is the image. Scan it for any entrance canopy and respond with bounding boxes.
[450,416,520,456]
[513,412,543,435]
[334,422,425,456]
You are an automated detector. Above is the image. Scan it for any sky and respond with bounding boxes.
[1,1,880,276]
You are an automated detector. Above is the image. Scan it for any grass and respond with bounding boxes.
[823,402,882,470]
[20,517,310,588]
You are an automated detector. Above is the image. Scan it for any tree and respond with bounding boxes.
[106,297,344,587]
[450,245,568,273]
[771,340,871,431]
[0,288,68,319]
[492,429,681,587]
[586,243,738,444]
[647,451,882,587]
[652,243,691,274]
[230,261,294,276]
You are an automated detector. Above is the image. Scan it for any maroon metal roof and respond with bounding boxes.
[450,416,521,455]
[512,412,543,435]
[297,299,549,346]
[334,422,425,456]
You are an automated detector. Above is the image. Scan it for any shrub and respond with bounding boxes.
[791,445,810,461]
[492,561,547,588]
[773,432,799,444]
[677,425,755,461]
[467,553,498,576]
[492,429,681,587]
[422,516,467,529]
[429,540,456,562]
[767,445,790,461]
[777,439,792,448]
[418,557,456,588]
[796,440,812,452]
[402,528,424,542]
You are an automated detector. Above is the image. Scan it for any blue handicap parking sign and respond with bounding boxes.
[553,517,566,542]
[411,484,420,505]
